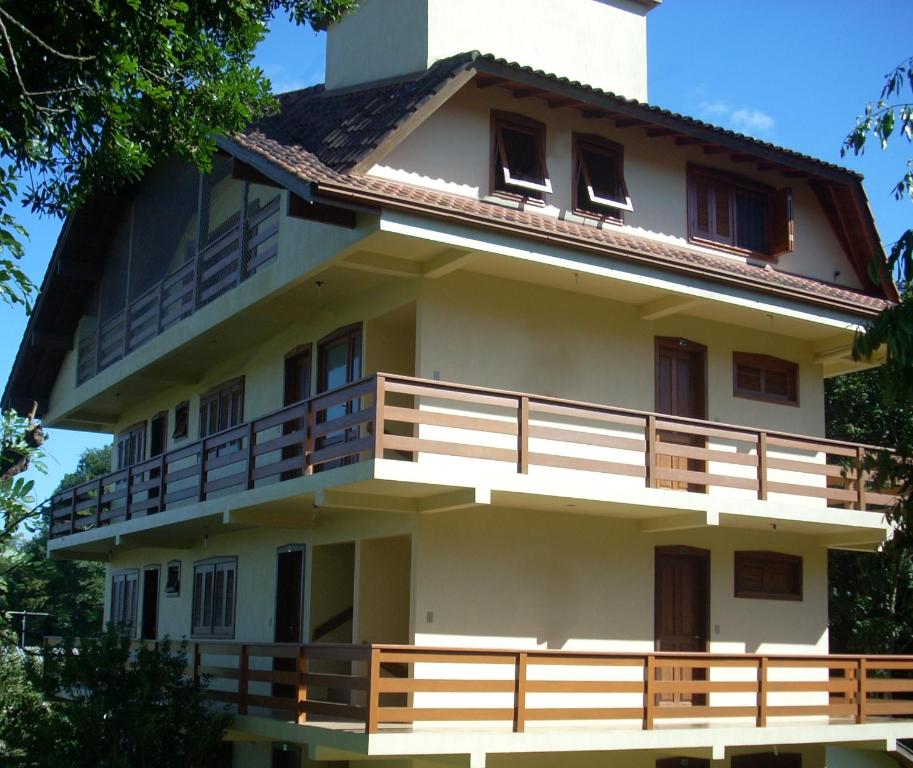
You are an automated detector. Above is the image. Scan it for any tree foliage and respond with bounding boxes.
[3,447,111,643]
[0,0,356,307]
[0,628,231,767]
[826,371,913,653]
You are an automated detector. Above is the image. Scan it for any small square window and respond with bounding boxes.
[733,352,798,406]
[735,551,802,601]
[573,135,632,219]
[165,560,181,596]
[492,112,551,199]
[172,401,189,440]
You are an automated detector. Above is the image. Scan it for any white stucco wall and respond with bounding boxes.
[326,0,651,100]
[416,271,826,438]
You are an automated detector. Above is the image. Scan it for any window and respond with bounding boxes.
[116,422,146,469]
[573,134,632,219]
[492,111,551,199]
[150,411,168,457]
[734,551,802,601]
[172,401,189,440]
[317,324,363,470]
[687,165,793,258]
[192,557,237,637]
[165,560,181,596]
[733,352,799,406]
[110,570,139,633]
[199,377,244,438]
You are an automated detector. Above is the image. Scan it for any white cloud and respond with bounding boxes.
[690,87,776,138]
[730,108,775,135]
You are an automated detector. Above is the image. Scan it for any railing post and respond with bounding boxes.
[198,442,207,502]
[304,400,315,476]
[125,467,133,521]
[517,397,530,474]
[297,646,308,725]
[856,657,867,723]
[246,422,256,490]
[757,432,768,501]
[374,375,386,462]
[69,487,77,535]
[856,446,867,511]
[366,647,381,734]
[643,654,655,729]
[95,477,103,528]
[157,455,166,513]
[646,415,657,489]
[757,656,768,727]
[513,651,528,732]
[238,644,249,715]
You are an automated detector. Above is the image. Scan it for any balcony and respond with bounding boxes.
[75,194,280,385]
[190,643,913,732]
[48,374,898,542]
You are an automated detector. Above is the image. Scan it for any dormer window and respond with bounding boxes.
[687,165,793,259]
[573,134,632,220]
[492,111,551,199]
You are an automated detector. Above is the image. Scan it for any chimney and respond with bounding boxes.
[325,0,659,101]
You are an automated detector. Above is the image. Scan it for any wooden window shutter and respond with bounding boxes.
[691,178,712,238]
[713,180,733,243]
[768,187,794,256]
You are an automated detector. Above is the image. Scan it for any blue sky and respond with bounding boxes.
[3,0,912,505]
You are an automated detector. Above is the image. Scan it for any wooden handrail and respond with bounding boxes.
[178,641,913,734]
[49,372,901,539]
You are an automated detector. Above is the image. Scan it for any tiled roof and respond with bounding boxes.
[227,54,891,316]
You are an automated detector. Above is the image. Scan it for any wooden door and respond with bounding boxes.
[140,567,159,640]
[282,346,311,479]
[655,337,707,491]
[655,546,710,705]
[273,547,305,698]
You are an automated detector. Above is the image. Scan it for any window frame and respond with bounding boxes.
[172,401,190,440]
[732,352,799,407]
[199,376,245,439]
[490,110,552,200]
[116,422,146,470]
[110,569,139,635]
[734,551,803,601]
[165,559,181,597]
[687,164,793,260]
[572,133,633,220]
[191,556,238,638]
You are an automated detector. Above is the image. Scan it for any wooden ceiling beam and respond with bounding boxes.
[675,137,707,146]
[702,146,729,155]
[511,87,545,100]
[615,118,648,128]
[475,75,505,89]
[581,109,609,119]
[546,96,579,109]
[645,128,678,138]
[730,154,755,163]
[784,171,810,178]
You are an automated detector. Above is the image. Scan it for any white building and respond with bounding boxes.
[5,2,912,767]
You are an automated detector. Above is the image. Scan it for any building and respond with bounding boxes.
[5,1,913,766]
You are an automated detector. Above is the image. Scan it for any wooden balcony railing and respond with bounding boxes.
[48,373,900,539]
[185,643,913,733]
[75,195,280,385]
